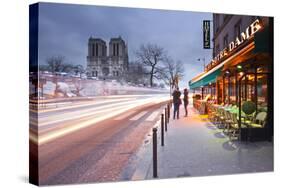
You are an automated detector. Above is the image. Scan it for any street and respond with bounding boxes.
[29,94,170,185]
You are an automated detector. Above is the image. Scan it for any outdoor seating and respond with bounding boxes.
[207,104,219,125]
[208,104,216,122]
[223,110,233,134]
[213,105,221,125]
[246,112,267,128]
[217,107,226,129]
[228,112,247,140]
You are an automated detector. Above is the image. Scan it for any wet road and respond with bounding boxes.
[29,94,170,185]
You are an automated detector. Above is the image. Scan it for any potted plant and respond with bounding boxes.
[242,101,256,122]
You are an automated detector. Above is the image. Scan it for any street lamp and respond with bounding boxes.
[197,58,206,72]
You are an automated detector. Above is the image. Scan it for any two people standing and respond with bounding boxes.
[172,87,189,119]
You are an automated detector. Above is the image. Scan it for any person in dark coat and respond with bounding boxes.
[172,87,181,119]
[183,88,189,117]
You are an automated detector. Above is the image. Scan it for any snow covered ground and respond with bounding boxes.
[30,75,169,99]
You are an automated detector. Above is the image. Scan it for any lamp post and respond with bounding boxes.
[197,58,206,72]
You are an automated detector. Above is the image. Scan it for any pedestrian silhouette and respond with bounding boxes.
[183,88,189,117]
[172,87,181,119]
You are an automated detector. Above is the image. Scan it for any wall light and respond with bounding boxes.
[237,65,242,69]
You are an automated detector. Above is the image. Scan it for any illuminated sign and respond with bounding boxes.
[206,19,262,71]
[203,20,211,49]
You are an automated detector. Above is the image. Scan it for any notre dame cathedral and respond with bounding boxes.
[86,36,129,80]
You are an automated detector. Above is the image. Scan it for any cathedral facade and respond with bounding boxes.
[86,36,129,80]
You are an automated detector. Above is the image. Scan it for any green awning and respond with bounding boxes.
[189,68,221,89]
[254,25,270,53]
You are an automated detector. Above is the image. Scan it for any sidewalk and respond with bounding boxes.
[128,105,273,180]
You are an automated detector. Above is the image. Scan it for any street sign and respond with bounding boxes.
[203,20,211,49]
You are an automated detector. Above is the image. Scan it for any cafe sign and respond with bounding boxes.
[203,20,211,49]
[206,19,262,71]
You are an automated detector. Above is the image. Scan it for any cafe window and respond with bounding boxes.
[239,74,254,102]
[224,77,229,103]
[238,65,269,112]
[257,74,268,103]
[217,79,223,104]
[229,76,236,103]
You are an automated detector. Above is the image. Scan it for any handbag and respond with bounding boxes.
[179,98,182,105]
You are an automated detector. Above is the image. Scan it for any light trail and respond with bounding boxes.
[30,95,170,145]
[38,96,158,126]
[35,97,137,114]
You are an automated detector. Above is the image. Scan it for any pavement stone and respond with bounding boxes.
[128,105,273,180]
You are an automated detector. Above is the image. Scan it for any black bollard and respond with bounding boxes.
[152,128,158,178]
[167,104,170,123]
[165,108,167,132]
[161,114,164,146]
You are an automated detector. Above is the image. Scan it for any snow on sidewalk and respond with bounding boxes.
[126,105,273,180]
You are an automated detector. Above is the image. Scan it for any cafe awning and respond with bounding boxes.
[189,68,221,89]
[254,24,270,53]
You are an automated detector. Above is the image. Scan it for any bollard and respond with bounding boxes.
[167,104,170,123]
[165,108,167,132]
[152,128,158,178]
[161,114,164,146]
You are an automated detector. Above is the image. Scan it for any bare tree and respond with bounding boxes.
[72,79,85,97]
[174,60,185,88]
[46,56,65,73]
[135,44,166,87]
[61,63,74,73]
[45,55,74,74]
[160,57,185,89]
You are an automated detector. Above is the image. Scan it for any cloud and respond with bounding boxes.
[37,2,212,83]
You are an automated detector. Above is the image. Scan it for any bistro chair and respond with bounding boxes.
[208,104,216,122]
[223,110,233,134]
[229,113,247,140]
[247,112,267,128]
[217,108,226,129]
[258,106,267,113]
[244,111,267,141]
[212,105,221,125]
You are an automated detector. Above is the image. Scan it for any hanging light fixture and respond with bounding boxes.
[225,69,231,76]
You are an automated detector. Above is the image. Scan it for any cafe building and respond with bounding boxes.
[189,14,273,141]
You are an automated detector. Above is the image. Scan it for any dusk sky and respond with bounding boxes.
[38,2,213,88]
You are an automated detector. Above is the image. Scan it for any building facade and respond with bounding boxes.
[87,36,129,80]
[189,14,273,141]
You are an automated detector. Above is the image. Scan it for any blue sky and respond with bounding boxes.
[38,2,213,88]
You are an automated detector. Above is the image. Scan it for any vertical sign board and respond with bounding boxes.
[203,20,211,49]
